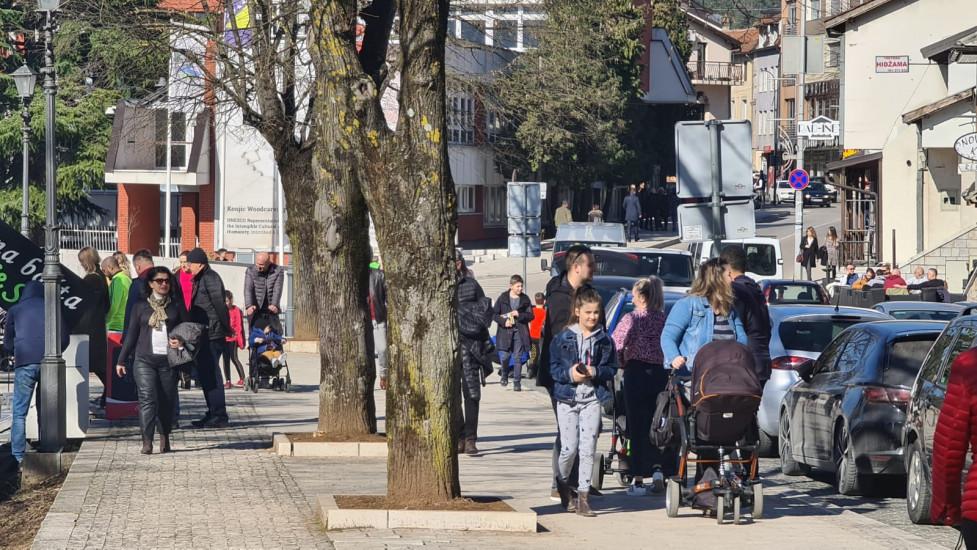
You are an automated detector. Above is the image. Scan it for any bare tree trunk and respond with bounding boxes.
[309,0,460,503]
[280,150,376,435]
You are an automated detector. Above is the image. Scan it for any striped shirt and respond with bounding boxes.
[713,314,735,341]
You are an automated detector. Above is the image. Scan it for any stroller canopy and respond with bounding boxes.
[691,341,762,407]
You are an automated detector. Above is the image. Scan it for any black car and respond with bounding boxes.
[902,314,977,523]
[803,183,833,208]
[779,320,945,495]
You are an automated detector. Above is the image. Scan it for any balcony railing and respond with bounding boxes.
[686,61,745,85]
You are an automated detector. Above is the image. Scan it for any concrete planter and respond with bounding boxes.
[273,433,387,458]
[317,495,537,533]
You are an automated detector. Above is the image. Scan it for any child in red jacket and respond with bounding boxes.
[527,293,546,379]
[223,290,246,388]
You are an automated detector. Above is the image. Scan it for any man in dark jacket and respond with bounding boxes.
[721,247,772,384]
[244,252,284,320]
[6,281,70,463]
[492,274,534,391]
[908,268,948,301]
[369,257,388,390]
[539,245,600,500]
[455,250,491,455]
[187,248,231,427]
[623,185,642,242]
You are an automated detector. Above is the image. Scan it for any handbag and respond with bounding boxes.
[167,322,205,368]
[795,253,803,264]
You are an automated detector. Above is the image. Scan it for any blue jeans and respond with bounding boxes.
[12,364,41,462]
[499,337,527,385]
[626,220,640,241]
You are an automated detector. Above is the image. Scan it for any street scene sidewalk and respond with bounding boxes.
[32,352,957,549]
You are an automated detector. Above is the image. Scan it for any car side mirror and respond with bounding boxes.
[540,259,549,272]
[797,360,816,383]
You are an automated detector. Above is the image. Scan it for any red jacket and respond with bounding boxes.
[226,306,245,348]
[529,306,546,340]
[931,348,977,525]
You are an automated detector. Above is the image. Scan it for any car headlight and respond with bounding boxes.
[804,194,810,199]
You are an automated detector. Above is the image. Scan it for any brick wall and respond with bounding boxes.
[902,225,977,292]
[117,184,161,254]
[180,193,198,253]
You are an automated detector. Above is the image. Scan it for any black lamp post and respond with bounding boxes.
[38,0,65,455]
[11,64,36,238]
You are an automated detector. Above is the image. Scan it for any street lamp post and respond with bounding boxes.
[11,65,36,238]
[38,0,66,454]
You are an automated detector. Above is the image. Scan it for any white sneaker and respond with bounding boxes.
[626,484,648,497]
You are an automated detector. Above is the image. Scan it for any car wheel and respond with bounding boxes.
[834,423,862,495]
[906,442,933,524]
[757,428,778,458]
[779,409,809,476]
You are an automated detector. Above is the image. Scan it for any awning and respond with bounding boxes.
[903,87,975,124]
[827,151,883,172]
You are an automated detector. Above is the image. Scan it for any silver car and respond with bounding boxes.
[757,305,892,456]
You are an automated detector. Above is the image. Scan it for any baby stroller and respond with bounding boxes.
[664,340,764,525]
[246,313,291,393]
[594,369,632,490]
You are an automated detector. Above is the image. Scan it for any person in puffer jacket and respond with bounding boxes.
[931,347,977,546]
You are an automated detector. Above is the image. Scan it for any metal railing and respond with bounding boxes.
[686,61,745,84]
[159,240,181,259]
[60,225,118,253]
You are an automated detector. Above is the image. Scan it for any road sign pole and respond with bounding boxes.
[706,119,725,257]
[795,9,807,280]
[522,184,528,289]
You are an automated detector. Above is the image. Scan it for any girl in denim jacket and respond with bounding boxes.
[662,258,747,371]
[550,288,617,517]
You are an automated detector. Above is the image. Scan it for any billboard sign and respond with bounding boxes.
[875,56,909,73]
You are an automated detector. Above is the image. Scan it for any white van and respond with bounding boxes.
[688,237,784,281]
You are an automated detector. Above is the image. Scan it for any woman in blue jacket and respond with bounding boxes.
[662,258,747,371]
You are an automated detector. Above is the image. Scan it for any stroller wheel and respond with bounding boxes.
[733,495,742,525]
[715,495,726,525]
[617,472,633,488]
[752,483,764,519]
[665,479,680,518]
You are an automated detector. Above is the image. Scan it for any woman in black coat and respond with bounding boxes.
[116,266,188,455]
[799,226,819,281]
[76,247,110,401]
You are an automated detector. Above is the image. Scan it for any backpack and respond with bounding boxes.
[650,377,687,449]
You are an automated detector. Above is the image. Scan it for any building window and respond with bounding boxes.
[483,185,506,226]
[486,111,503,144]
[786,99,795,121]
[523,20,542,48]
[457,185,476,213]
[155,110,188,169]
[826,41,840,68]
[460,18,486,45]
[810,0,821,20]
[448,94,475,145]
[493,19,518,49]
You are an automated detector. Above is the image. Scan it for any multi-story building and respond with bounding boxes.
[826,0,977,289]
[685,5,746,120]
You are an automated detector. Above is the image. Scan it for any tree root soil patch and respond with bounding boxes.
[0,474,66,550]
[335,495,513,512]
[288,432,387,443]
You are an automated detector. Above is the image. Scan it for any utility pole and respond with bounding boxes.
[706,119,725,257]
[793,7,807,278]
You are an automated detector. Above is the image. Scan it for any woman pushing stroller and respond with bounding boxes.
[551,288,617,517]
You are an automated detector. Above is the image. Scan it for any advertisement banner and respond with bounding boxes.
[875,56,909,73]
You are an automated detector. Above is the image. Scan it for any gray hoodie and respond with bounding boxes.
[568,323,602,403]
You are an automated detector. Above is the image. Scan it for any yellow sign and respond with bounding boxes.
[842,149,861,159]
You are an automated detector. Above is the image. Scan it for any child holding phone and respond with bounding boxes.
[549,288,617,516]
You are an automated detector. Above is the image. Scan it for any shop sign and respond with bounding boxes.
[954,132,977,161]
[875,56,909,73]
[842,149,861,159]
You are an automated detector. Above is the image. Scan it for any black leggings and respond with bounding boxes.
[961,519,977,549]
[623,361,675,478]
[222,341,245,382]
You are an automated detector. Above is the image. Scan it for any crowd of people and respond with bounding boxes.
[552,183,680,239]
[6,247,286,463]
[453,243,771,517]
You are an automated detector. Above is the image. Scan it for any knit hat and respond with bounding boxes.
[186,247,209,264]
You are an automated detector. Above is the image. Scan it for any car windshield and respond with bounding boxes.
[779,318,865,352]
[808,183,827,192]
[767,284,824,305]
[888,309,960,321]
[885,336,939,387]
[554,251,694,285]
[716,243,777,276]
[778,182,791,189]
[553,224,626,254]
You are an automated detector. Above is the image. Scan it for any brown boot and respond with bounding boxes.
[555,476,572,510]
[159,433,171,453]
[576,490,596,517]
[140,439,153,455]
[457,439,466,454]
[464,438,479,456]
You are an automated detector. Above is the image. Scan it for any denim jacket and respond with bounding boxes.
[550,326,617,405]
[661,295,748,370]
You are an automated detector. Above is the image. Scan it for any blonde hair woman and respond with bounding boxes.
[113,251,133,279]
[661,258,747,371]
[612,277,671,495]
[77,247,110,396]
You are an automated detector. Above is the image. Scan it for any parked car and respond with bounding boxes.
[544,222,627,272]
[872,301,965,321]
[776,180,795,203]
[756,306,893,456]
[688,237,784,281]
[547,248,694,292]
[604,287,686,333]
[803,182,833,208]
[779,321,945,495]
[811,176,839,202]
[760,279,830,305]
[902,314,977,523]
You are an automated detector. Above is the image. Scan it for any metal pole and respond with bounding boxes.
[39,9,66,453]
[522,184,528,288]
[793,7,808,280]
[706,119,725,257]
[21,98,31,237]
[163,101,173,259]
[275,161,284,259]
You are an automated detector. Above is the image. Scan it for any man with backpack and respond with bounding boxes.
[455,249,493,456]
[720,246,772,386]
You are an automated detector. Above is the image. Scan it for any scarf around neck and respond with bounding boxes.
[148,293,170,330]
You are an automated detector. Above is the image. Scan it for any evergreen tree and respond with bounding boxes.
[652,0,691,62]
